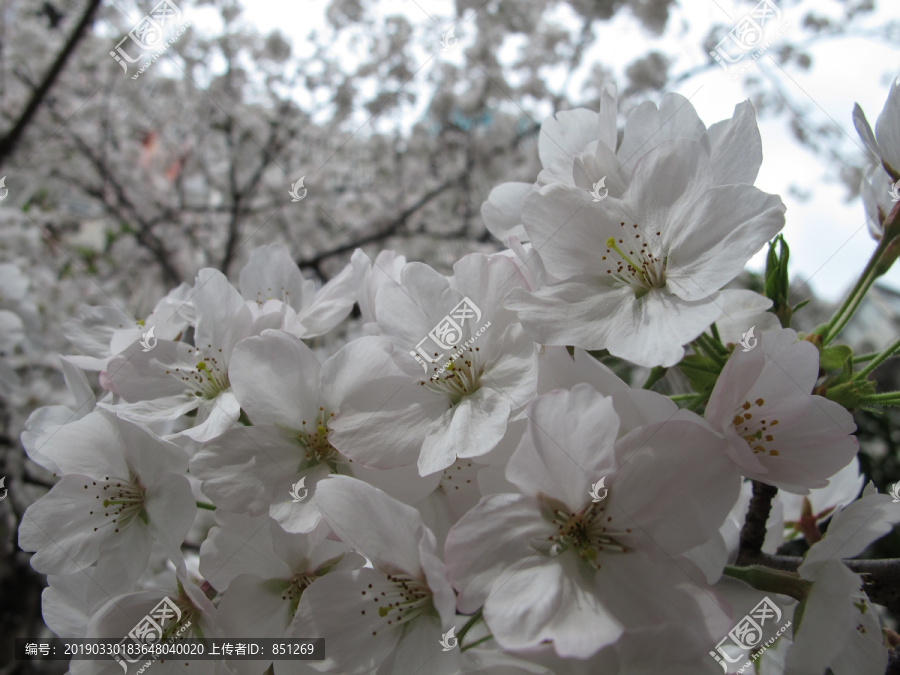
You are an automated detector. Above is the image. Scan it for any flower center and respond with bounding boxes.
[82,475,146,534]
[298,407,341,471]
[166,347,229,399]
[536,494,633,570]
[420,349,482,405]
[281,573,319,616]
[731,398,781,457]
[602,223,666,297]
[160,596,197,640]
[364,573,434,637]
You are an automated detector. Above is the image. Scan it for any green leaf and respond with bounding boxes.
[677,354,722,393]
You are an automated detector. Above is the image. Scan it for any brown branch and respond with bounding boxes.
[740,480,779,555]
[0,0,103,167]
[297,177,460,269]
[295,124,541,270]
[219,101,301,275]
[736,551,900,616]
[35,95,186,285]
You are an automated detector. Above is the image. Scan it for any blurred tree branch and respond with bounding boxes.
[0,0,103,168]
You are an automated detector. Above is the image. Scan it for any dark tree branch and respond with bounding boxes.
[740,480,779,555]
[0,0,103,167]
[297,177,459,270]
[220,100,301,275]
[296,124,541,270]
[736,551,900,617]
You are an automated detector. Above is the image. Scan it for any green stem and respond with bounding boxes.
[853,352,880,363]
[702,331,729,356]
[196,501,217,511]
[670,393,703,402]
[723,564,811,602]
[642,366,667,390]
[859,392,900,406]
[856,337,900,379]
[694,334,726,366]
[457,608,483,648]
[461,635,493,652]
[824,239,888,344]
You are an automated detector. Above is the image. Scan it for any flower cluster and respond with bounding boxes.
[20,85,900,675]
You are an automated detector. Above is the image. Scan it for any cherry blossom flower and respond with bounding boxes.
[41,556,136,638]
[445,384,741,659]
[350,247,407,328]
[22,356,97,474]
[201,513,363,675]
[853,78,900,238]
[239,243,356,338]
[705,328,859,493]
[73,569,217,675]
[190,329,435,534]
[482,88,763,245]
[712,290,781,347]
[329,253,539,475]
[288,476,459,675]
[18,410,195,583]
[506,137,785,367]
[101,269,257,443]
[62,283,193,372]
[785,484,900,674]
[777,457,865,546]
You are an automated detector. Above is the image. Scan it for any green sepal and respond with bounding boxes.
[677,354,722,394]
[824,379,877,409]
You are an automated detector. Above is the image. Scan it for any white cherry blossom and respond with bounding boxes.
[18,410,195,583]
[705,328,859,493]
[329,253,539,475]
[288,476,459,675]
[506,137,785,367]
[445,384,741,659]
[785,484,900,674]
[190,329,435,534]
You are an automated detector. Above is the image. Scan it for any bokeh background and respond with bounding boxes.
[2,0,900,672]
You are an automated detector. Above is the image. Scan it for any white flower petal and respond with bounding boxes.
[507,385,619,509]
[315,475,426,574]
[538,108,602,169]
[445,494,552,613]
[665,185,785,301]
[482,182,533,242]
[229,330,321,427]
